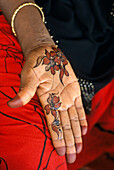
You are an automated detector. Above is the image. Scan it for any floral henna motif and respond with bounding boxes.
[44,93,62,140]
[33,47,69,85]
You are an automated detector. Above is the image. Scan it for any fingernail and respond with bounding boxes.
[76,143,82,154]
[56,146,66,156]
[7,95,23,108]
[82,126,88,135]
[66,153,76,164]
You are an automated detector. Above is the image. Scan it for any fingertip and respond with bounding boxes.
[7,95,23,108]
[76,143,82,154]
[66,153,76,164]
[82,126,88,135]
[56,146,66,156]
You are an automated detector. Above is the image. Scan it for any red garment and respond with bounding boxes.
[0,13,114,170]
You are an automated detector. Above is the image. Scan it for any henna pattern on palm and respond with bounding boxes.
[44,93,62,140]
[33,47,69,85]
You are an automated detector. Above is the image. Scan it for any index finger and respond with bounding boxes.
[40,92,66,156]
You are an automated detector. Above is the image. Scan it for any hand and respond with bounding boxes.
[8,46,88,163]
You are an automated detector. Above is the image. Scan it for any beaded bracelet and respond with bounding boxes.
[11,2,45,36]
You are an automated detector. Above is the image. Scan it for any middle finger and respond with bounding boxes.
[59,110,76,163]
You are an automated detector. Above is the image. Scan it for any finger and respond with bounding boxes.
[75,96,88,135]
[41,93,66,156]
[60,110,76,163]
[47,111,66,156]
[68,106,82,154]
[7,67,39,108]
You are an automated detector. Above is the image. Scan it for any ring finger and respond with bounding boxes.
[68,105,83,154]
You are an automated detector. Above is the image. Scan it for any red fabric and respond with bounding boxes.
[87,153,114,170]
[68,79,114,170]
[0,13,114,170]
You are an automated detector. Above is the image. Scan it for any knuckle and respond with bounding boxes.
[70,116,79,121]
[79,117,86,121]
[66,145,76,154]
[63,124,71,130]
[74,136,82,143]
[66,142,75,147]
[80,120,88,126]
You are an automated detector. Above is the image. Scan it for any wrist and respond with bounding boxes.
[14,4,55,58]
[24,41,55,60]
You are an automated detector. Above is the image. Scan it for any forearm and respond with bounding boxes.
[0,0,54,58]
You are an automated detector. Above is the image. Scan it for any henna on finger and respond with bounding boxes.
[43,92,66,156]
[44,93,62,140]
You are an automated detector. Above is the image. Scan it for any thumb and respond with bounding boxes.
[7,85,37,108]
[7,66,39,108]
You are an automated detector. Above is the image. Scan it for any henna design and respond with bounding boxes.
[33,47,69,85]
[44,93,62,140]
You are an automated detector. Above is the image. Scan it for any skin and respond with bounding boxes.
[0,0,88,164]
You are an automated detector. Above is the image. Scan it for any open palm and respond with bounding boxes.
[8,46,88,163]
